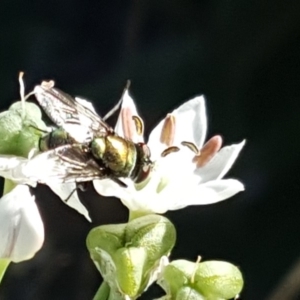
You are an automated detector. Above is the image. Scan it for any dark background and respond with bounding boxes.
[1,0,300,299]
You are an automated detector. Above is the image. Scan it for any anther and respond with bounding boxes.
[132,115,144,136]
[161,146,180,157]
[181,141,199,155]
[41,80,55,90]
[160,114,176,146]
[193,135,222,167]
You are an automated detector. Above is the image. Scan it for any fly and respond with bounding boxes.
[33,81,152,187]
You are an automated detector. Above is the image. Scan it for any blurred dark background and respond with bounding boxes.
[1,0,300,299]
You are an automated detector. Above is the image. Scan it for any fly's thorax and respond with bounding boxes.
[39,127,70,151]
[92,135,137,177]
[91,137,106,160]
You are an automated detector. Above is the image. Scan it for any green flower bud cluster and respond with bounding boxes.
[87,213,243,300]
[86,214,176,299]
[0,101,46,157]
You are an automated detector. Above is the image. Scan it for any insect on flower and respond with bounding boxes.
[33,81,153,187]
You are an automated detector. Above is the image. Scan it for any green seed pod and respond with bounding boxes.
[86,214,176,298]
[159,260,243,300]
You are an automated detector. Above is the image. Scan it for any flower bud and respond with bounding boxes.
[159,259,243,300]
[87,214,176,298]
[0,184,44,262]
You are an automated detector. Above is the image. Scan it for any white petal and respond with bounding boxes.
[114,90,144,143]
[172,96,207,147]
[146,256,170,290]
[48,182,91,222]
[93,179,127,199]
[195,140,245,183]
[145,179,244,212]
[0,155,36,186]
[0,152,92,221]
[94,171,166,213]
[148,96,207,159]
[121,170,190,214]
[0,185,44,262]
[0,152,67,186]
[182,179,244,206]
[93,150,196,213]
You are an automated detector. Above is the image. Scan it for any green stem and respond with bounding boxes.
[128,210,149,221]
[3,179,17,195]
[0,259,10,284]
[93,282,131,300]
[93,282,110,300]
[108,289,130,300]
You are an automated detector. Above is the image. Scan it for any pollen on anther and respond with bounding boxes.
[132,115,144,136]
[160,114,176,146]
[193,135,222,168]
[161,146,180,157]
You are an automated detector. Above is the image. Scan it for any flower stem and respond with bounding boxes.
[3,179,17,195]
[93,282,110,300]
[93,282,131,300]
[128,210,149,221]
[0,259,10,284]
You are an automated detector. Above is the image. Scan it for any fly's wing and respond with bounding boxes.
[34,81,114,141]
[52,144,110,182]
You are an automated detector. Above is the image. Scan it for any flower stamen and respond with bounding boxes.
[160,114,176,146]
[181,141,199,155]
[103,80,131,121]
[191,256,202,284]
[18,72,25,119]
[41,80,55,89]
[161,146,180,157]
[121,107,136,140]
[193,135,222,168]
[132,115,144,136]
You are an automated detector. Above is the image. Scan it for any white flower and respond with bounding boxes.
[94,92,245,214]
[0,75,91,263]
[0,150,91,263]
[0,185,44,262]
[0,152,91,221]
